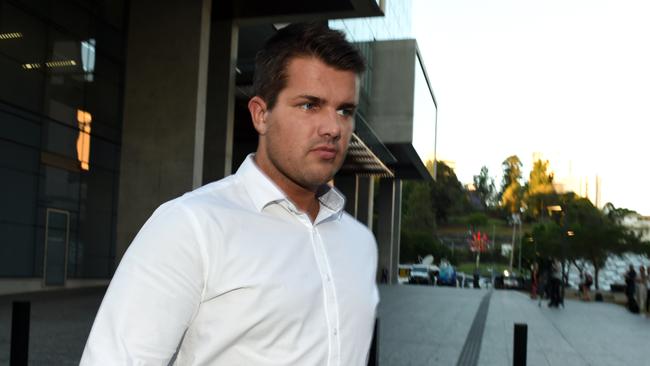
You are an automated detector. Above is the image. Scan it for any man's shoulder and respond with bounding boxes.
[159,175,251,216]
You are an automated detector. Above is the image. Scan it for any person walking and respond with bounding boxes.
[530,262,539,299]
[625,264,638,313]
[636,265,648,316]
[579,270,593,301]
[549,259,562,308]
[81,23,378,365]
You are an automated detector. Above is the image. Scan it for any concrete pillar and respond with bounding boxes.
[116,0,212,264]
[356,176,374,229]
[376,178,402,284]
[391,179,402,283]
[202,20,238,184]
[334,175,357,216]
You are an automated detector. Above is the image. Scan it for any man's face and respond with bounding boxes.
[252,56,359,192]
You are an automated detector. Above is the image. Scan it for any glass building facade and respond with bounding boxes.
[0,0,125,281]
[0,0,431,290]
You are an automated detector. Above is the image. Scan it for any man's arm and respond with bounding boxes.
[80,203,207,365]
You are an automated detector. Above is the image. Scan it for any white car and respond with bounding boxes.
[409,265,433,285]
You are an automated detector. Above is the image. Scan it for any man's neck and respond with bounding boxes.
[287,188,320,222]
[253,155,320,222]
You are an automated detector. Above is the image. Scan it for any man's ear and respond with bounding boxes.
[248,96,269,135]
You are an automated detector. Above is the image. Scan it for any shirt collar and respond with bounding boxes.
[236,154,346,219]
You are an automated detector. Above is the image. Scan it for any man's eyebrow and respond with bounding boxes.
[337,102,358,110]
[293,95,324,104]
[293,95,357,110]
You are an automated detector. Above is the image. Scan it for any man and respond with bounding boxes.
[624,264,638,312]
[548,258,562,308]
[81,23,379,365]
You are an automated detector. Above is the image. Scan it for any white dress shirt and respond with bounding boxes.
[80,155,379,365]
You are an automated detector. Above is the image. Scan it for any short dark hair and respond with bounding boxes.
[252,22,366,110]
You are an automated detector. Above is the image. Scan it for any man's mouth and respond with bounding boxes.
[311,145,338,160]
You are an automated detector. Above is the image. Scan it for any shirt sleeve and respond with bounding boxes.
[80,202,207,365]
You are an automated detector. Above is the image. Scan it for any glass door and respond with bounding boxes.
[43,208,70,286]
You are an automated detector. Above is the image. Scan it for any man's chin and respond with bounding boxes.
[301,172,337,190]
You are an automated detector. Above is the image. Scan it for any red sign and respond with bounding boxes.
[470,231,489,253]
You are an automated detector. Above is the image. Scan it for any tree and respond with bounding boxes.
[528,196,649,290]
[473,166,497,209]
[400,161,468,262]
[562,198,630,290]
[499,155,523,214]
[523,159,556,219]
[400,230,452,263]
[402,181,435,234]
[430,161,469,224]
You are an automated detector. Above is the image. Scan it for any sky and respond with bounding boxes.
[411,0,650,216]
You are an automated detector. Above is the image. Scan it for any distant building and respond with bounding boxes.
[622,214,650,242]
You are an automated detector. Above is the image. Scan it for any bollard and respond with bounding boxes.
[367,318,379,366]
[10,301,30,366]
[513,323,527,366]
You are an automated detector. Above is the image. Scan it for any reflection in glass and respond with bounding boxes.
[0,32,23,40]
[76,109,92,170]
[81,39,96,82]
[412,54,437,176]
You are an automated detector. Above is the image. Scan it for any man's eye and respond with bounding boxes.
[299,103,316,110]
[337,108,355,117]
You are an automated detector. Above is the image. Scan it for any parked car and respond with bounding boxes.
[437,261,457,286]
[494,270,524,289]
[409,265,433,285]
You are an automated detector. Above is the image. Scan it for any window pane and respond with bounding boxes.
[0,222,35,276]
[50,0,91,41]
[0,164,38,225]
[0,105,41,148]
[0,3,48,63]
[39,164,80,212]
[0,55,44,112]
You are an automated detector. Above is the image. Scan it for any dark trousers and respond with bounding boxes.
[549,278,561,307]
[626,287,637,311]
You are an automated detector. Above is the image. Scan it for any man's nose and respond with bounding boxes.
[317,108,342,140]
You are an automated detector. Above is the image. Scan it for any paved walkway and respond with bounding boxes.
[0,288,104,366]
[377,285,650,366]
[480,289,650,366]
[1,285,649,365]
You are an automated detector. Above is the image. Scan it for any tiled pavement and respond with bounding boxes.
[0,288,104,366]
[378,285,650,366]
[1,285,649,365]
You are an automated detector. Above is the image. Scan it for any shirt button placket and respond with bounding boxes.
[314,227,340,365]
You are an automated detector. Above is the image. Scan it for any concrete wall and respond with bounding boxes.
[367,40,417,144]
[115,0,212,263]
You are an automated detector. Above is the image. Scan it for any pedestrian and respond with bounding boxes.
[530,262,539,299]
[647,265,650,313]
[549,259,562,308]
[579,270,593,301]
[636,265,647,316]
[537,258,550,307]
[381,267,389,284]
[81,22,378,365]
[624,264,638,313]
[537,269,548,307]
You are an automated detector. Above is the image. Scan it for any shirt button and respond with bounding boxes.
[333,329,338,336]
[326,275,331,282]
